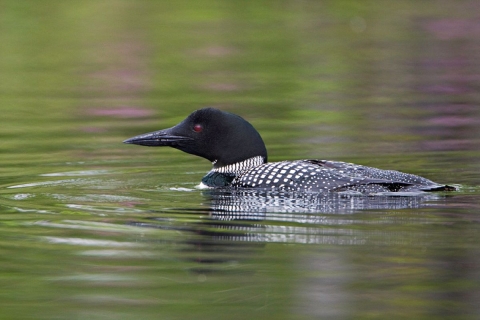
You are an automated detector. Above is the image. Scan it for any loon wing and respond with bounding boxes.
[303,160,455,192]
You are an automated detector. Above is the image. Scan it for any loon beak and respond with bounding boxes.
[123,128,192,147]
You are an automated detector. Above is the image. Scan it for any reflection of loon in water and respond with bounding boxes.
[196,189,456,250]
[173,190,450,248]
[204,189,446,221]
[126,189,451,276]
[124,108,456,193]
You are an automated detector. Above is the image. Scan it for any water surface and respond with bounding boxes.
[1,1,480,319]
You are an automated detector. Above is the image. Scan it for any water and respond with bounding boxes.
[1,1,480,319]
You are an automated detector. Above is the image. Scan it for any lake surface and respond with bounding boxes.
[1,1,480,319]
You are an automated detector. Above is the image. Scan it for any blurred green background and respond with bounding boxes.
[2,0,479,167]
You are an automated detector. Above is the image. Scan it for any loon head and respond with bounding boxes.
[123,108,267,168]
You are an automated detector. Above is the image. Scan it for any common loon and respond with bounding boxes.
[124,108,455,193]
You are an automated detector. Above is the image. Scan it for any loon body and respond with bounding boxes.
[124,108,454,193]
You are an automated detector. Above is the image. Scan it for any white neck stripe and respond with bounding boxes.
[212,156,264,174]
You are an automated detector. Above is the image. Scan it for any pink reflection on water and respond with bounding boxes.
[429,115,479,127]
[421,139,475,151]
[87,107,153,118]
[424,19,480,40]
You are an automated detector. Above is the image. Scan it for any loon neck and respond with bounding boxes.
[202,156,265,188]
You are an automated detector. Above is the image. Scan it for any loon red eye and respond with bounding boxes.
[193,124,203,132]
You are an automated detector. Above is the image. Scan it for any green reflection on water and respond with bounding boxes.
[1,0,480,319]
